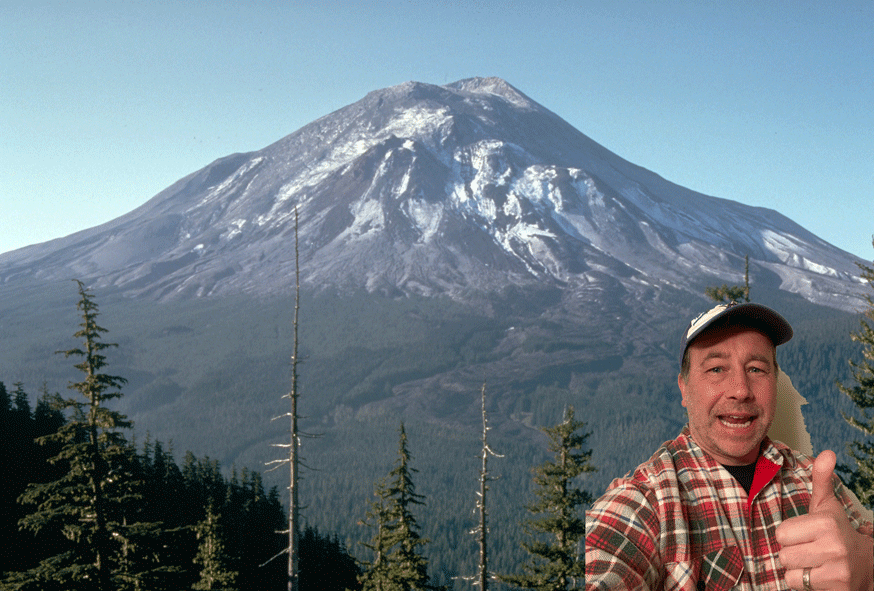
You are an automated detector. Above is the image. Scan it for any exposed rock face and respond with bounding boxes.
[0,77,864,311]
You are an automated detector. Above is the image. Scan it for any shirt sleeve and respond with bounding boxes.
[835,477,874,538]
[585,480,662,590]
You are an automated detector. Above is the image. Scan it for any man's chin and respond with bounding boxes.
[717,432,767,465]
[693,422,766,464]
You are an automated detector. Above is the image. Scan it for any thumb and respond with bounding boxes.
[810,449,837,512]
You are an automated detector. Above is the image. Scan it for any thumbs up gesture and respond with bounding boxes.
[775,450,874,591]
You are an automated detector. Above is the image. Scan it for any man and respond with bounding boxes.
[585,302,874,590]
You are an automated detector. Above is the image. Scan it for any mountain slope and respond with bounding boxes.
[0,78,869,578]
[0,77,865,312]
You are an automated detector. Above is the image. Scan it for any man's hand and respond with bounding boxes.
[776,450,874,591]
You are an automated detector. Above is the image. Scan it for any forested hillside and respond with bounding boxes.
[0,283,595,588]
[0,381,363,589]
[2,74,871,587]
[0,381,595,588]
[1,278,870,585]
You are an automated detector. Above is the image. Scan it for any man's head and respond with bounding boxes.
[679,302,793,380]
[677,302,793,465]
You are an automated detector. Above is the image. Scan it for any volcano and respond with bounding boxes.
[0,77,865,312]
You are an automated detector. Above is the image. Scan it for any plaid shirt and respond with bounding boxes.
[585,426,874,590]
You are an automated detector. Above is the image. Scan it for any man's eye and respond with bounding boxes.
[707,367,723,373]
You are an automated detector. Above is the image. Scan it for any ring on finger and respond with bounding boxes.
[802,567,813,591]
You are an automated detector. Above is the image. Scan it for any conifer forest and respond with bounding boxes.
[2,240,873,589]
[1,282,594,590]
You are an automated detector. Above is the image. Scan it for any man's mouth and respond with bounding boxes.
[718,415,755,429]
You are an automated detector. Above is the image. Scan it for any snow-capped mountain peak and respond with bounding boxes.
[0,77,865,311]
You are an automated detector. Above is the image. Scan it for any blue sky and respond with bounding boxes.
[2,1,872,259]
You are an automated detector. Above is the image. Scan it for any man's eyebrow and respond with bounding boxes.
[700,351,728,363]
[700,351,774,367]
[699,351,774,366]
[747,354,774,366]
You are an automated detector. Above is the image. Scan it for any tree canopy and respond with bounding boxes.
[837,240,874,509]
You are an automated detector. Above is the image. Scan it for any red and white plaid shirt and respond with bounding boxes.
[585,426,874,590]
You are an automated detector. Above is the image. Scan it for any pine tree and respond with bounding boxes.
[359,424,438,591]
[359,475,397,590]
[705,254,751,303]
[0,381,11,415]
[837,239,874,509]
[501,406,595,590]
[298,525,362,590]
[192,502,239,591]
[12,381,32,420]
[12,280,154,590]
[1,383,69,583]
[174,452,286,589]
[33,383,66,438]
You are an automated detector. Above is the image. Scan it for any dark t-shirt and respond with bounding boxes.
[722,461,757,494]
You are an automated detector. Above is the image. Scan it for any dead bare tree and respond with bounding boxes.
[265,206,303,591]
[473,382,502,590]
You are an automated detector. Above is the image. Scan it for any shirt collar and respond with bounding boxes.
[679,425,785,510]
[679,424,785,469]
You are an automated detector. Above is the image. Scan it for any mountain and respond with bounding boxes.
[0,77,865,311]
[0,77,868,578]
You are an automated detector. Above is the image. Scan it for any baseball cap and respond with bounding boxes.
[680,301,793,366]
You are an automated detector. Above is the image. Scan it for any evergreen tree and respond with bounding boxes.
[299,525,362,591]
[11,280,156,590]
[837,239,874,509]
[359,475,396,590]
[12,381,32,420]
[192,502,240,591]
[359,424,439,591]
[501,406,594,590]
[33,383,66,438]
[179,453,286,590]
[141,440,187,532]
[705,254,750,303]
[0,381,11,414]
[1,383,68,582]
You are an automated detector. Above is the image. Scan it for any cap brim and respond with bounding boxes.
[681,302,793,366]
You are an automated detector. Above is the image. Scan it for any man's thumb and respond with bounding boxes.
[810,449,837,511]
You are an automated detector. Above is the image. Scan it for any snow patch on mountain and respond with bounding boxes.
[0,77,865,312]
[224,219,247,241]
[346,199,385,241]
[192,156,266,211]
[405,199,443,243]
[385,106,453,148]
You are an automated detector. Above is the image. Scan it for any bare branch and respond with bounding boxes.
[258,546,289,568]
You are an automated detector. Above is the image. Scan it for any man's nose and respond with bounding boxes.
[726,370,753,399]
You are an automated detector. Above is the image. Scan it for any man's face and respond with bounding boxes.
[678,326,778,466]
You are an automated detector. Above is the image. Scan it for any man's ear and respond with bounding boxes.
[678,373,688,408]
